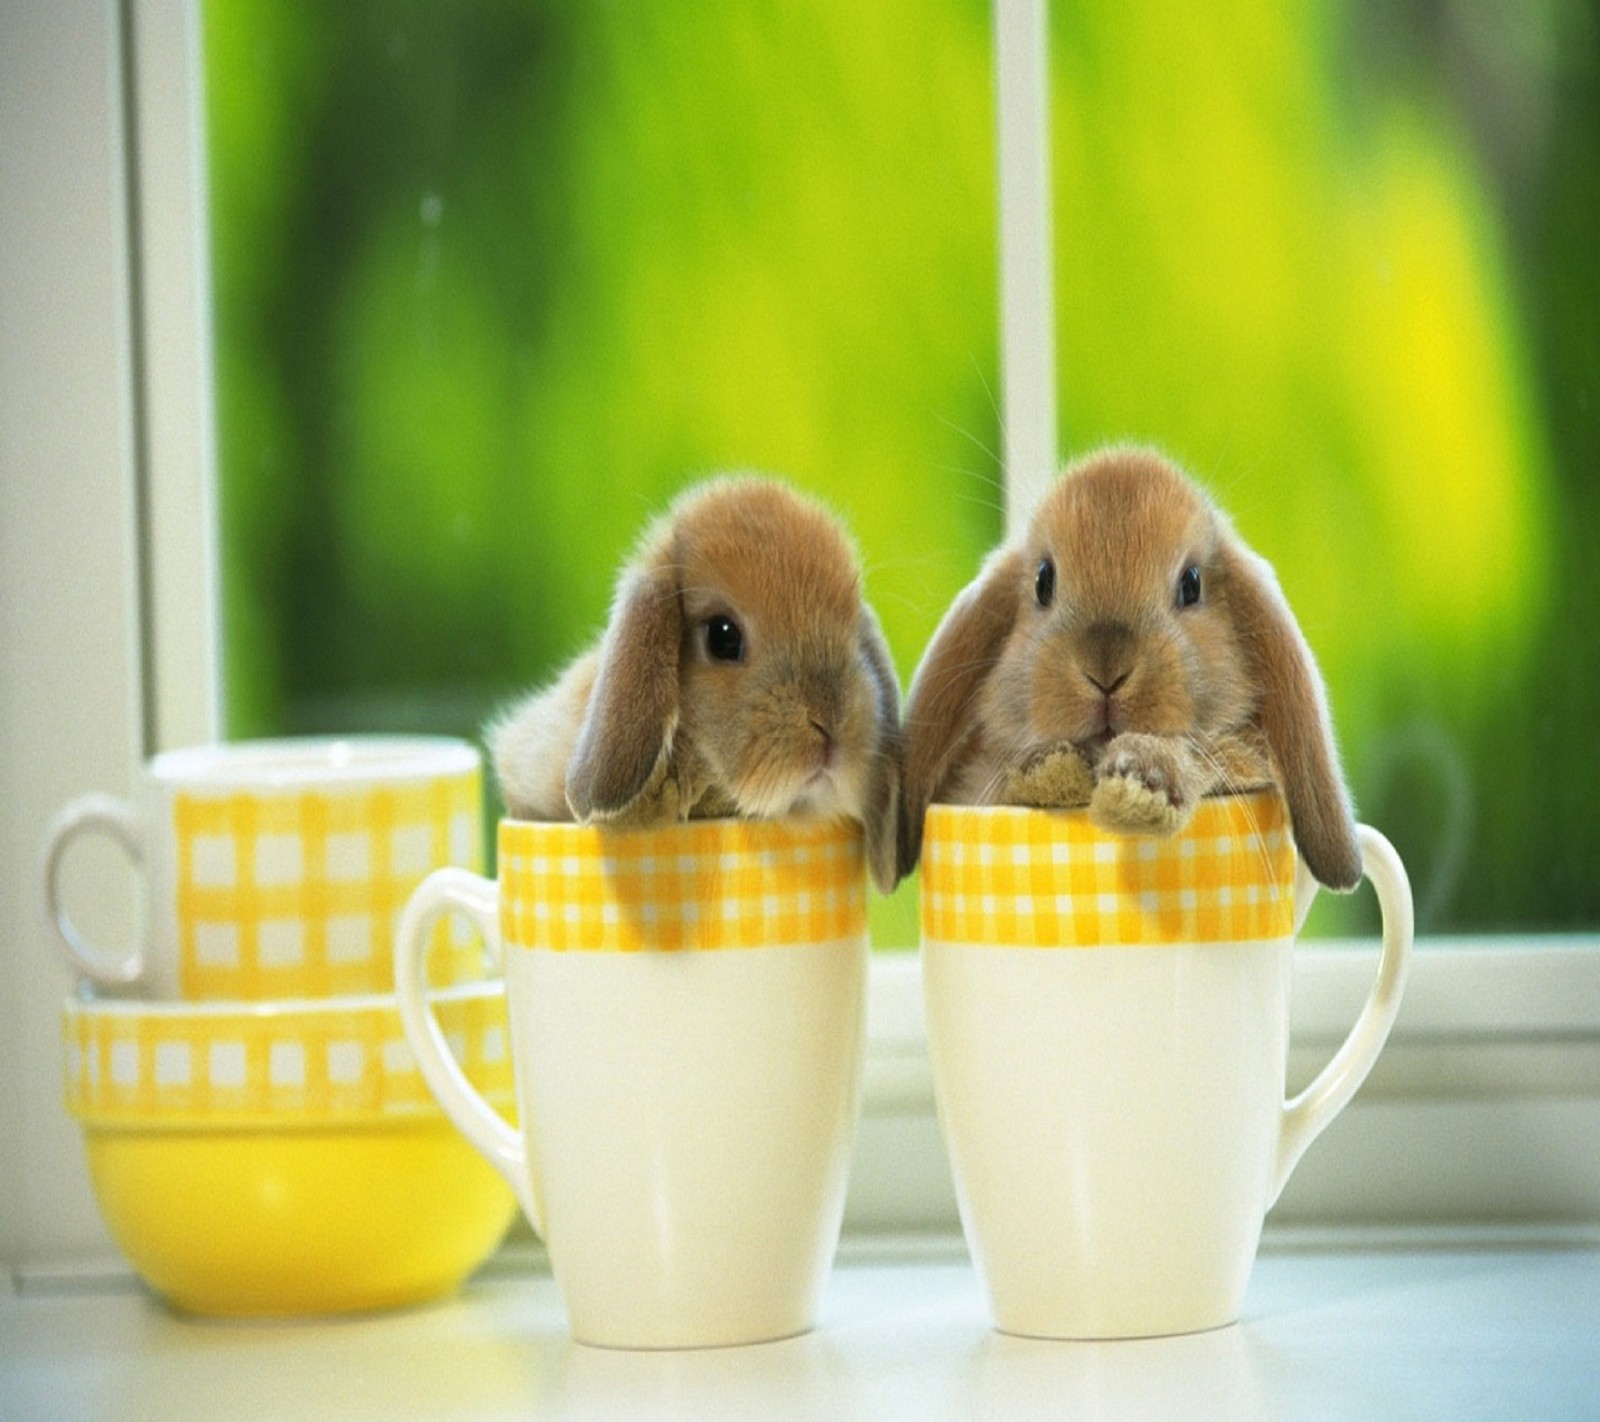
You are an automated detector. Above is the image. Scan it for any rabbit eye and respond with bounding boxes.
[705,615,745,663]
[1177,564,1202,608]
[1035,557,1055,608]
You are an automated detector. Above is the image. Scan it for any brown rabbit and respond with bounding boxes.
[898,446,1362,891]
[491,475,903,893]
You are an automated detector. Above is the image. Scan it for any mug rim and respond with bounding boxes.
[920,789,1296,949]
[63,977,502,1024]
[495,814,867,954]
[496,812,843,829]
[148,736,479,790]
[925,785,1284,824]
[63,979,512,1127]
[495,814,865,852]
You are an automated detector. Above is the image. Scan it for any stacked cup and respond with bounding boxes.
[42,737,518,1317]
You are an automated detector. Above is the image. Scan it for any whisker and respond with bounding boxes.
[927,481,1010,517]
[907,653,1004,689]
[1186,733,1278,894]
[931,416,1004,476]
[967,353,1008,463]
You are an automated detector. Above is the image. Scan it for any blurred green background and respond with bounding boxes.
[204,0,1598,942]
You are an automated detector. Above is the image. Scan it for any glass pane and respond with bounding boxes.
[1039,1,1599,935]
[204,0,1002,947]
[205,1,1599,939]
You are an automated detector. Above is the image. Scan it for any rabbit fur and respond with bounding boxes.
[491,475,903,893]
[898,446,1363,892]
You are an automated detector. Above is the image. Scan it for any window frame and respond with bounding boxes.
[5,0,1598,1276]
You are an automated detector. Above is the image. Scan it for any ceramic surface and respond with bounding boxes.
[920,793,1412,1339]
[63,982,517,1316]
[43,737,485,999]
[396,816,870,1348]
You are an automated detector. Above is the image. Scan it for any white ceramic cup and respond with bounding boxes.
[41,737,484,999]
[920,791,1412,1340]
[394,815,869,1350]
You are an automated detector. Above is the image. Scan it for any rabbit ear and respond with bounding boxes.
[1219,537,1363,891]
[898,547,1026,877]
[856,603,904,894]
[565,535,683,820]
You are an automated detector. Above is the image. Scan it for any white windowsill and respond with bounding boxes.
[7,1231,1599,1421]
[846,942,1600,1234]
[8,942,1600,1418]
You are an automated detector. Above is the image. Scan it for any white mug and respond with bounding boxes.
[42,737,484,999]
[920,791,1412,1339]
[395,815,869,1350]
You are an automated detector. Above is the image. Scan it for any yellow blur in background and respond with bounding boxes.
[203,0,1599,940]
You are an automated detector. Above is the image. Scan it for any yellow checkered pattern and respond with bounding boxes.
[63,989,513,1125]
[173,769,483,998]
[499,817,867,953]
[921,792,1295,949]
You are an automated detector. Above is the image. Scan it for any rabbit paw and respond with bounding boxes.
[1001,745,1096,808]
[1090,735,1196,837]
[592,751,688,828]
[688,783,740,819]
[668,741,739,820]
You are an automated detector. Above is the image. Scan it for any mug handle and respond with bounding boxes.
[40,794,146,987]
[394,867,544,1235]
[1270,823,1414,1206]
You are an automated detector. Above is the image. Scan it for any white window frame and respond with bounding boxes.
[4,0,1598,1278]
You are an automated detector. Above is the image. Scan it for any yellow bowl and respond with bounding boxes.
[63,981,518,1318]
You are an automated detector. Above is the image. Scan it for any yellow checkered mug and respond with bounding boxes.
[920,790,1412,1339]
[394,815,869,1349]
[42,738,485,1000]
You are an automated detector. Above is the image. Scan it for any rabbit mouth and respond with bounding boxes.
[786,764,859,820]
[1073,728,1118,762]
[732,761,843,819]
[790,765,839,809]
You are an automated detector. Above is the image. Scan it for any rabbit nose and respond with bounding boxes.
[1081,620,1135,696]
[809,718,836,768]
